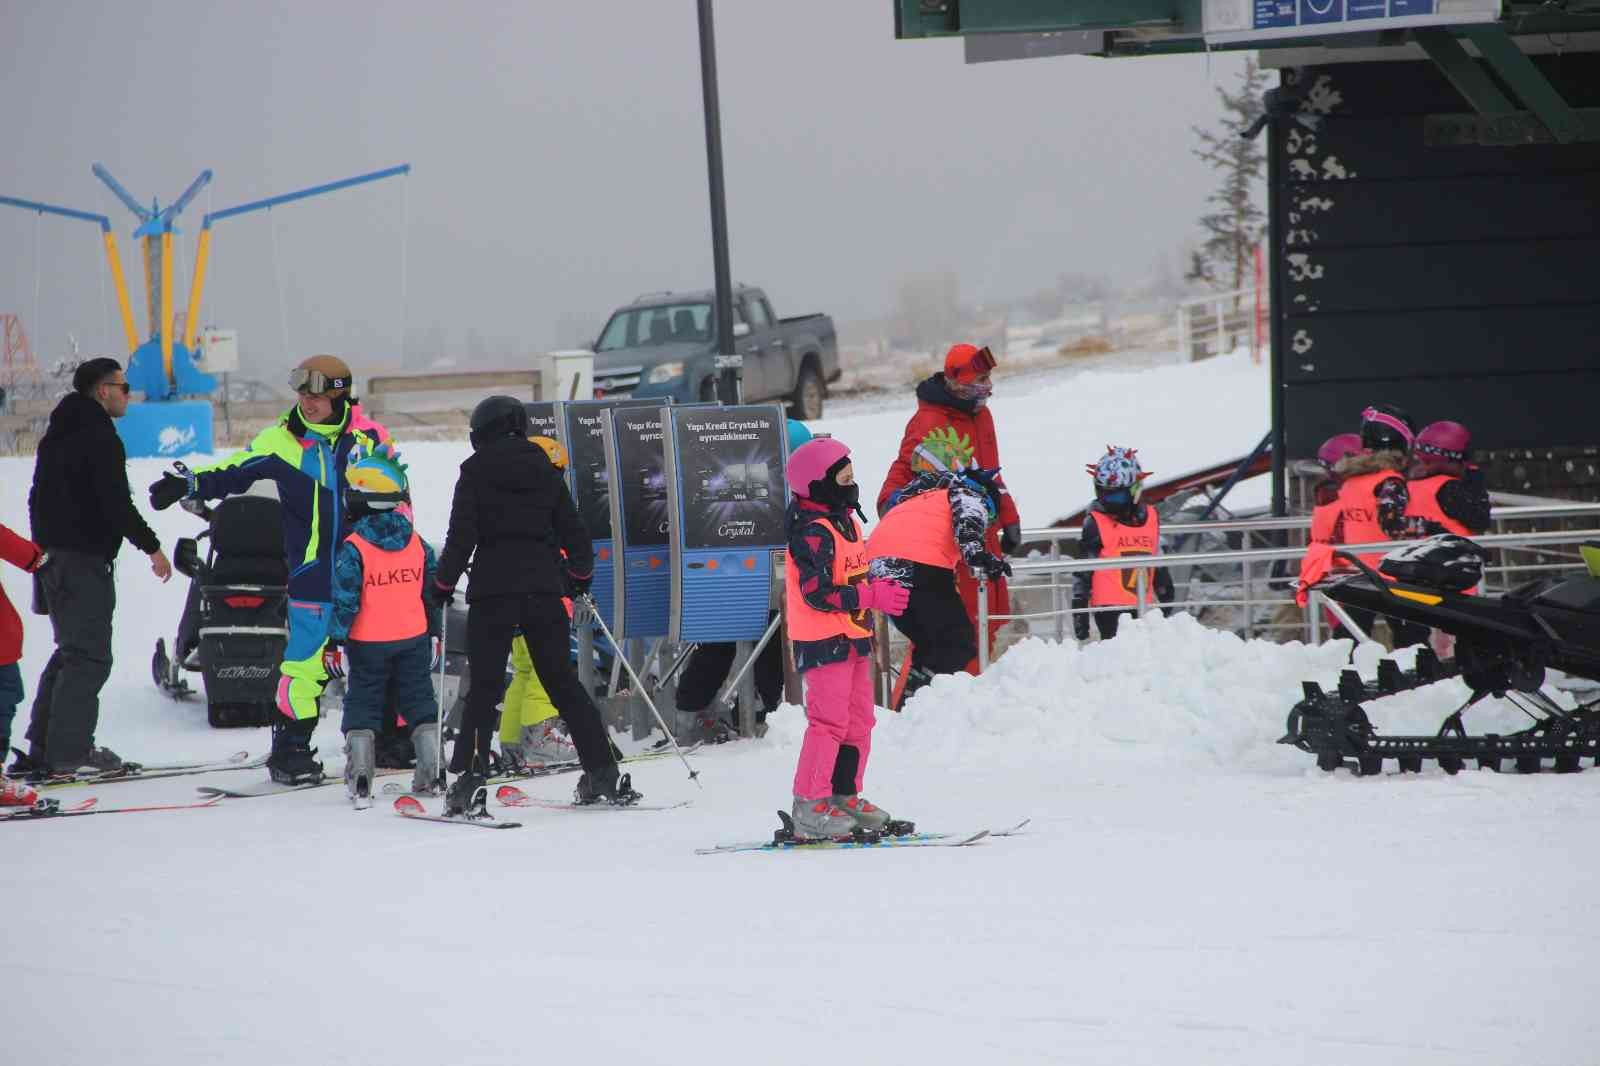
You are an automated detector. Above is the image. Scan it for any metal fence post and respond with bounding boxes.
[1307,589,1322,644]
[1135,567,1148,619]
[1050,537,1063,643]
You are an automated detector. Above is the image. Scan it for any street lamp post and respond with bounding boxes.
[696,0,739,404]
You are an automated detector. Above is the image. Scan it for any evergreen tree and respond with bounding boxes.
[1187,59,1270,305]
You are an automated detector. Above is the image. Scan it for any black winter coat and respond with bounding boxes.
[435,436,591,601]
[28,392,160,561]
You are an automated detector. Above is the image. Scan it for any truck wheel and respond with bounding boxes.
[788,362,824,420]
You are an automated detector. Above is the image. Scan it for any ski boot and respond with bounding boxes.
[495,740,530,776]
[830,794,903,834]
[344,729,375,810]
[267,719,325,786]
[787,797,862,842]
[574,764,642,806]
[444,771,489,818]
[522,720,576,764]
[0,776,39,808]
[410,722,443,795]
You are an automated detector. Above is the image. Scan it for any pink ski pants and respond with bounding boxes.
[792,649,875,801]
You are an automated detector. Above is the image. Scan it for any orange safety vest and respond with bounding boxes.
[785,515,871,642]
[1337,470,1401,568]
[347,531,428,642]
[865,491,960,570]
[1406,475,1473,537]
[1088,508,1160,608]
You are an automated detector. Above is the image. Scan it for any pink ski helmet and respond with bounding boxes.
[1415,421,1470,464]
[785,437,851,498]
[1316,432,1364,469]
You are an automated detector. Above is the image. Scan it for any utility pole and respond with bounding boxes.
[696,0,739,404]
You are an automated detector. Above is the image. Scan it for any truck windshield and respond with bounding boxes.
[596,303,712,351]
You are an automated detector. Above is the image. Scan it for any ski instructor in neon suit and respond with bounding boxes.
[147,354,392,786]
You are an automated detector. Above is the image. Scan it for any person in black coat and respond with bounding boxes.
[20,358,171,776]
[431,396,633,812]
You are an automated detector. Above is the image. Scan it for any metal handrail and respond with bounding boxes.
[1016,502,1600,544]
[976,526,1600,669]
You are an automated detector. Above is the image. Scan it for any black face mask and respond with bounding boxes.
[809,477,860,515]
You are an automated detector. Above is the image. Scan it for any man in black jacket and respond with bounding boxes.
[431,396,634,814]
[20,358,172,776]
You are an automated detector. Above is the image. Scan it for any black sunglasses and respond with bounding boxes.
[102,380,131,395]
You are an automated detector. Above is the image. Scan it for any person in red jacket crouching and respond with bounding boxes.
[876,343,1020,668]
[0,522,48,805]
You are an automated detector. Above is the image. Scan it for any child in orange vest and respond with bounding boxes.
[1330,404,1425,646]
[1073,446,1173,641]
[326,448,442,807]
[0,521,47,806]
[868,428,1009,707]
[1406,421,1489,538]
[784,437,909,841]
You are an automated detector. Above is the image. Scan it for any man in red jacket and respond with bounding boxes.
[0,521,48,802]
[877,343,1020,670]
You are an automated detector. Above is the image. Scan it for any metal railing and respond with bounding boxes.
[972,503,1600,670]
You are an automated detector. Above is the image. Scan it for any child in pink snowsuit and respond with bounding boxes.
[783,437,910,840]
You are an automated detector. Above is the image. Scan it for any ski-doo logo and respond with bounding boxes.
[158,425,197,455]
[215,665,274,680]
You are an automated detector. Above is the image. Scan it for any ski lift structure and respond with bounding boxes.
[0,162,409,455]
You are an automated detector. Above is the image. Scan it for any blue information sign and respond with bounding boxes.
[664,404,789,644]
[116,400,214,459]
[1208,0,1492,41]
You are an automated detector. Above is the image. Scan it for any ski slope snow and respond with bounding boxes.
[2,351,1596,1065]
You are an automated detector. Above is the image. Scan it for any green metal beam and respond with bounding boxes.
[1413,29,1517,116]
[894,0,1198,40]
[1462,26,1586,143]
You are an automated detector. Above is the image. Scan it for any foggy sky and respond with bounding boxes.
[1,1,1248,374]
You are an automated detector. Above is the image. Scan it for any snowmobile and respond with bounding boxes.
[152,495,289,727]
[1282,536,1600,775]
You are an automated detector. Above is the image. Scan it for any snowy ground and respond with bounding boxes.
[3,353,1597,1065]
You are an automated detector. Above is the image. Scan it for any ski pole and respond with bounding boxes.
[435,600,448,791]
[718,611,783,710]
[580,595,701,786]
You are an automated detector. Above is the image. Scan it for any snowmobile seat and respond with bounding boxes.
[206,496,288,587]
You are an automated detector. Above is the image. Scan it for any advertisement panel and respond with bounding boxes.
[556,397,658,628]
[664,404,789,643]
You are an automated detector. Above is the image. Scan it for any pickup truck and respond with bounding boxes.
[590,285,840,419]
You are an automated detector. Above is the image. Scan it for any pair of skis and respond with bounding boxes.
[391,782,688,830]
[695,818,1032,855]
[33,750,264,790]
[0,793,226,822]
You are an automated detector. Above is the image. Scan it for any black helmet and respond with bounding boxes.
[1359,403,1416,453]
[469,395,530,450]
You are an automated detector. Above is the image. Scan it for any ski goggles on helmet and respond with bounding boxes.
[959,345,997,378]
[1361,406,1414,448]
[289,366,351,396]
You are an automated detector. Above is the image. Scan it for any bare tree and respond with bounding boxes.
[1187,58,1269,306]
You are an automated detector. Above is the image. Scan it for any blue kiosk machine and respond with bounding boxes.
[663,404,790,661]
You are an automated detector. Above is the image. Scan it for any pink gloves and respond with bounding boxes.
[857,579,910,617]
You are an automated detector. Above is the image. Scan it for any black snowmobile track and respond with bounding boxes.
[1282,544,1600,777]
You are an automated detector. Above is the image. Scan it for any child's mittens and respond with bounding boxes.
[858,579,910,618]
